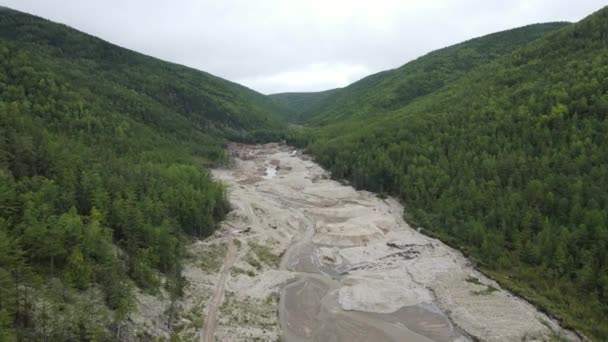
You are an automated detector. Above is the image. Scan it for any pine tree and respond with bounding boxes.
[64,248,92,290]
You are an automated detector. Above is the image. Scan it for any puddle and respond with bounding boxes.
[263,165,277,179]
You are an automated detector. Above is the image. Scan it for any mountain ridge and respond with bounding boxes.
[0,7,286,134]
[279,22,569,124]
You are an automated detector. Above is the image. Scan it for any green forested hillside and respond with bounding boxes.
[0,7,282,340]
[298,22,568,125]
[269,89,338,122]
[291,7,608,340]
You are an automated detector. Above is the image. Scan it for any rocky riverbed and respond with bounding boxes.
[129,142,579,341]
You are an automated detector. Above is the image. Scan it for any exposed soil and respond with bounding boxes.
[206,142,580,342]
[200,238,237,342]
[130,142,580,342]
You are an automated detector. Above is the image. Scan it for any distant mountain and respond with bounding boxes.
[0,7,283,340]
[291,7,608,340]
[269,89,338,122]
[296,22,568,125]
[0,7,284,138]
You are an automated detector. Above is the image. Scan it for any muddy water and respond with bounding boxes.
[279,223,465,341]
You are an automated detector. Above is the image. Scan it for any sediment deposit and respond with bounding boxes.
[195,142,578,341]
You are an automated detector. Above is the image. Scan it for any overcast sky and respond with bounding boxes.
[2,1,606,94]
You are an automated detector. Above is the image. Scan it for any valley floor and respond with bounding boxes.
[132,142,580,341]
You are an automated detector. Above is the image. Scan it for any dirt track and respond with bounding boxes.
[200,239,237,342]
[203,142,579,341]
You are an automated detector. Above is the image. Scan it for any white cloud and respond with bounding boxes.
[238,63,370,94]
[2,0,606,93]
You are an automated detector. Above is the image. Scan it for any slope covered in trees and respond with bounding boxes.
[290,7,608,340]
[0,7,283,340]
[269,89,338,123]
[290,22,568,125]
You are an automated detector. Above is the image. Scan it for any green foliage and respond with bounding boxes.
[294,22,568,126]
[246,253,262,271]
[64,247,92,290]
[231,266,255,277]
[0,6,282,338]
[269,89,338,122]
[248,241,280,268]
[198,243,226,273]
[292,7,608,340]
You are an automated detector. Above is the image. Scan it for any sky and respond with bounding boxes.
[2,1,606,94]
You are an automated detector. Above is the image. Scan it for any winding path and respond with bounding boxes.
[200,238,237,342]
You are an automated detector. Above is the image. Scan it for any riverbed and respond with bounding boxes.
[201,142,577,341]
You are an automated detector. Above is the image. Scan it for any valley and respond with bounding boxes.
[1,4,607,341]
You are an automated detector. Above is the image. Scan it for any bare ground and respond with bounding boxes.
[126,142,580,342]
[201,238,237,342]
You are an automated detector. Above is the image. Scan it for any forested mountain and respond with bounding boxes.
[290,7,608,340]
[269,89,338,122]
[0,7,283,340]
[293,22,568,125]
[2,2,607,341]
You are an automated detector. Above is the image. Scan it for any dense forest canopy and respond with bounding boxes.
[269,89,338,123]
[287,6,608,340]
[2,3,608,341]
[279,22,568,125]
[0,7,285,340]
